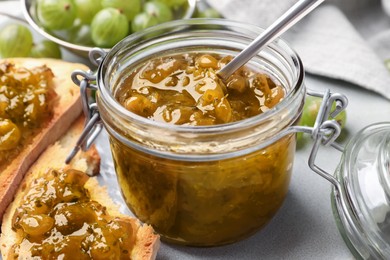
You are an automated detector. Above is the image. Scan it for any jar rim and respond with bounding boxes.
[96,18,305,134]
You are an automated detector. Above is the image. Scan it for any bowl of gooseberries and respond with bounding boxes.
[21,0,197,58]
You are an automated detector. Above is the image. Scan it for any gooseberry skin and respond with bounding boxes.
[66,24,94,46]
[74,0,102,24]
[101,0,141,21]
[196,8,222,18]
[300,96,347,129]
[37,0,77,30]
[131,13,159,33]
[91,8,129,48]
[385,59,390,71]
[0,24,33,58]
[154,0,186,8]
[297,96,347,144]
[144,1,173,23]
[30,40,62,59]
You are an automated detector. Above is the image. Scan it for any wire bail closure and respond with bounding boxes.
[65,48,106,164]
[305,88,348,190]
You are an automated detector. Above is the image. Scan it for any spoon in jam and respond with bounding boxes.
[217,0,325,80]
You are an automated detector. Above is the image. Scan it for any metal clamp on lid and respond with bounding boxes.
[264,88,347,160]
[65,49,106,164]
[306,88,348,189]
[288,88,347,145]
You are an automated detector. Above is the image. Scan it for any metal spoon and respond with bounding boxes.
[217,0,325,80]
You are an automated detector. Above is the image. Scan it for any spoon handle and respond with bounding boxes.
[217,0,324,80]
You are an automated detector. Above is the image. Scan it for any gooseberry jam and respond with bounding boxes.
[116,53,284,125]
[11,169,136,259]
[0,62,55,169]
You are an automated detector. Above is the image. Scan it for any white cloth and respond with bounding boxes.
[206,0,390,100]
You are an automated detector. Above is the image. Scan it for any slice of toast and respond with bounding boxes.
[0,58,86,221]
[0,116,160,259]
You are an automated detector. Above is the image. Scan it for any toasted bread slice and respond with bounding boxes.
[0,58,86,221]
[0,116,160,260]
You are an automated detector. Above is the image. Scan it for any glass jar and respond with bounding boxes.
[69,19,346,246]
[320,123,390,259]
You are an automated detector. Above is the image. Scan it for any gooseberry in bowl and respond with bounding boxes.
[90,8,129,48]
[101,0,141,21]
[21,0,197,58]
[36,0,77,30]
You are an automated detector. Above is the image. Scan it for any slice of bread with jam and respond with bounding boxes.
[0,116,160,259]
[0,58,86,220]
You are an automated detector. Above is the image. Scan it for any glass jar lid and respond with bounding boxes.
[334,123,390,259]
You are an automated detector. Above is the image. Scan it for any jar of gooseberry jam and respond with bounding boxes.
[70,19,346,246]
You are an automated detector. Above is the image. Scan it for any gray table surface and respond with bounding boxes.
[1,0,390,259]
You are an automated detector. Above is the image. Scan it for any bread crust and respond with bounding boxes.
[0,115,160,260]
[0,58,87,221]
